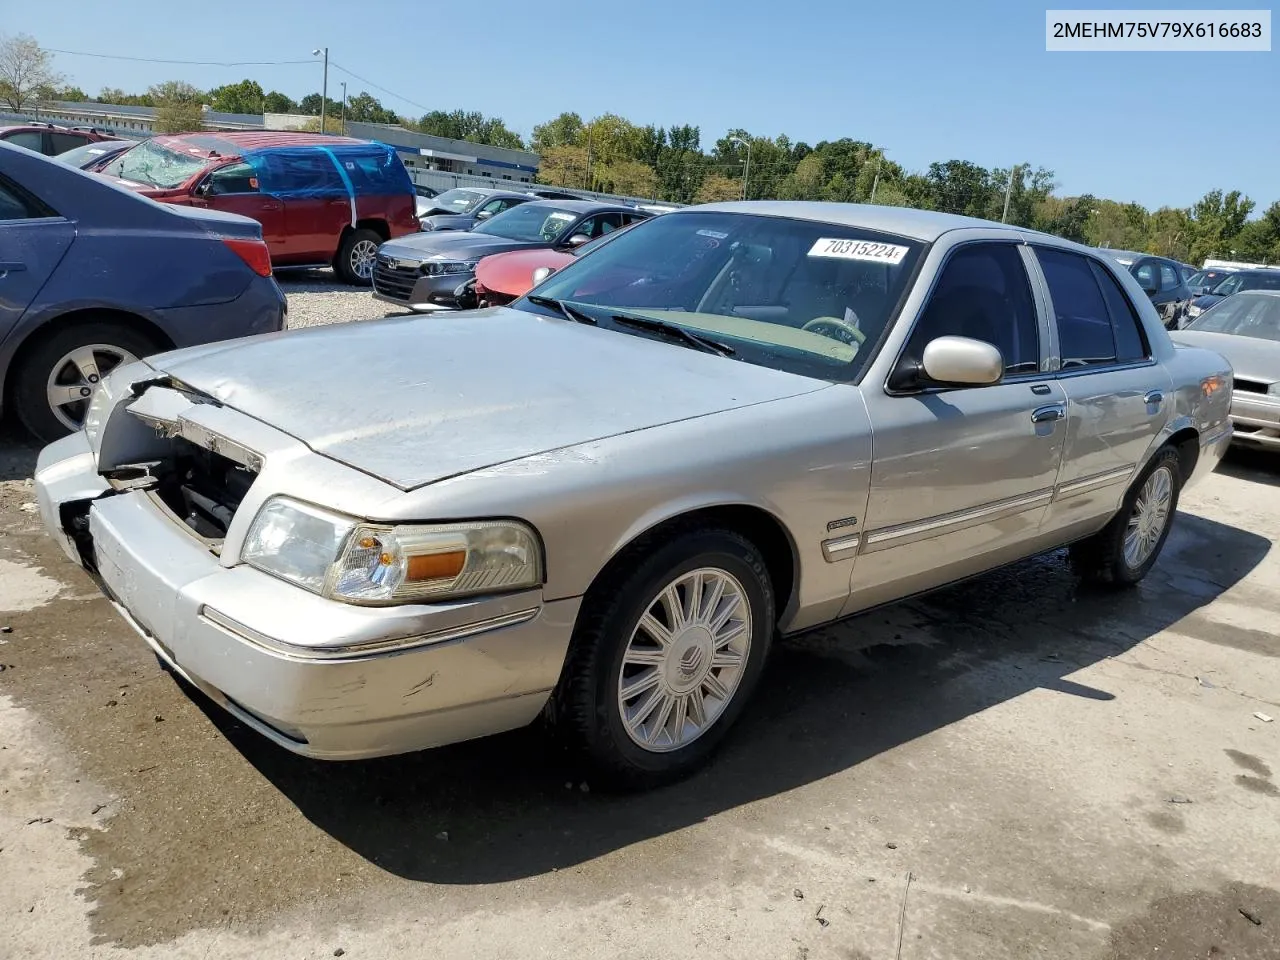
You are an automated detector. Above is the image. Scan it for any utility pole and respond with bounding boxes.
[729,136,752,201]
[312,48,329,131]
[340,81,347,134]
[1001,164,1023,223]
[870,153,884,203]
[585,129,593,191]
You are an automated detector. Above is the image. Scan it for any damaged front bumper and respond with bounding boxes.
[34,420,578,761]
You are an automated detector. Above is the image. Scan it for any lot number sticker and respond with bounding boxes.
[808,238,909,264]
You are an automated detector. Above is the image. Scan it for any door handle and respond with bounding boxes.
[1031,383,1052,395]
[1144,390,1164,406]
[0,261,27,278]
[1031,403,1066,424]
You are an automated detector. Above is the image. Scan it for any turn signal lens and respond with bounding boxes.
[406,551,466,582]
[1201,375,1228,397]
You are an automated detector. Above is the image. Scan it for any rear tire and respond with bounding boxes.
[552,527,775,791]
[1070,446,1182,587]
[334,228,382,286]
[12,321,159,444]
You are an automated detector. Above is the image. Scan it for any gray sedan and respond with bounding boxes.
[1173,290,1280,450]
[35,202,1232,790]
[372,199,649,310]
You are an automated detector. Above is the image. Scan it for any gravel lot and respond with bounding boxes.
[277,269,402,329]
[1,287,1278,959]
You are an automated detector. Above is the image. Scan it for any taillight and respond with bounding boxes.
[222,238,273,277]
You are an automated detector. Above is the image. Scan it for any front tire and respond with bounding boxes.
[553,528,775,790]
[334,228,382,285]
[1070,447,1182,586]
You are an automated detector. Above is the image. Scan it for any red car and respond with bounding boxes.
[0,123,112,156]
[97,132,418,284]
[472,222,640,307]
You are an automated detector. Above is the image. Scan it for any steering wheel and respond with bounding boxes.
[802,315,866,345]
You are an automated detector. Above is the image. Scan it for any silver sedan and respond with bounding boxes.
[1173,290,1280,450]
[35,202,1233,790]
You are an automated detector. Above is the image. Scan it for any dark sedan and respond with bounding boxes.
[1186,267,1239,296]
[0,142,286,442]
[373,200,651,310]
[1101,249,1193,329]
[418,188,534,232]
[1184,269,1280,324]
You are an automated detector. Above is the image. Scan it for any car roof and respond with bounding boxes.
[517,198,642,214]
[150,130,375,159]
[688,201,1053,243]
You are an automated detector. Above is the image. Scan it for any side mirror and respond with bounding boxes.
[475,209,494,220]
[194,179,212,198]
[566,233,592,248]
[920,336,1005,386]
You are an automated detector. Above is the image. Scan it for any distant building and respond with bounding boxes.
[343,121,539,183]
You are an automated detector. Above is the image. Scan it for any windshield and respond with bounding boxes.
[1187,293,1280,341]
[475,204,579,242]
[102,140,210,189]
[429,189,486,213]
[516,211,925,381]
[1211,272,1280,296]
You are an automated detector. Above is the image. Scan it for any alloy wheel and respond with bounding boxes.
[350,239,378,280]
[45,344,138,432]
[1123,464,1173,568]
[617,567,752,753]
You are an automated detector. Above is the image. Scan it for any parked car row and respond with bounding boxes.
[0,121,114,156]
[372,199,653,310]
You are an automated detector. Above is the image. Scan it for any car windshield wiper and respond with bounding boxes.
[526,295,597,325]
[609,311,736,356]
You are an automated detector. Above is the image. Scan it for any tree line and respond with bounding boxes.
[1,32,1276,264]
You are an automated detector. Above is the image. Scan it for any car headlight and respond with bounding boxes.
[423,259,479,276]
[241,497,542,605]
[420,221,434,231]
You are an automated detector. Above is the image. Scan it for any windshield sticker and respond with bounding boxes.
[547,212,575,222]
[697,228,729,239]
[808,238,909,264]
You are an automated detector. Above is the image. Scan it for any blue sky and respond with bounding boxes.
[9,0,1277,210]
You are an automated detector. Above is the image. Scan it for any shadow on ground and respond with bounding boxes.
[0,428,39,483]
[1217,444,1280,488]
[190,509,1271,885]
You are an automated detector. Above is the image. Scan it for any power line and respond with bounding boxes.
[47,48,314,67]
[329,62,432,115]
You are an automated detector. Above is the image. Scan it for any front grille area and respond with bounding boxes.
[373,257,419,302]
[151,439,257,541]
[1233,378,1271,395]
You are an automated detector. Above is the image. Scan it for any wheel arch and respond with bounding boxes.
[583,498,800,630]
[2,307,173,411]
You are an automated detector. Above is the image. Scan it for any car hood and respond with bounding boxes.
[1171,329,1280,383]
[378,230,545,262]
[476,248,577,297]
[422,214,476,230]
[149,308,828,490]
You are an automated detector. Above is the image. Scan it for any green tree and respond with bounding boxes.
[1189,189,1255,262]
[1233,202,1280,263]
[343,91,398,125]
[695,174,742,203]
[207,78,264,114]
[50,84,87,102]
[1086,199,1149,250]
[1033,194,1096,243]
[536,145,590,189]
[925,160,995,217]
[262,90,296,113]
[149,80,204,133]
[531,111,584,152]
[298,92,340,118]
[414,109,523,149]
[0,33,63,112]
[98,86,154,106]
[598,159,659,198]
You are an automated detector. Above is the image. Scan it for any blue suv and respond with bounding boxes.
[0,142,286,442]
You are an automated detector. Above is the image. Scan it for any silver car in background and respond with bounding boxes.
[1173,290,1280,450]
[35,202,1233,790]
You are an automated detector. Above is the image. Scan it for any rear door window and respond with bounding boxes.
[2,130,44,152]
[1035,247,1124,368]
[1090,261,1149,362]
[1133,262,1157,291]
[49,132,91,154]
[1159,263,1180,290]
